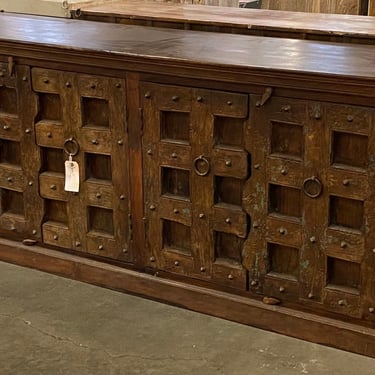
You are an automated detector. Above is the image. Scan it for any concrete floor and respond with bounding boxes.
[1,261,375,375]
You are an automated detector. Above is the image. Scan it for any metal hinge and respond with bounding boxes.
[8,56,15,77]
[256,87,273,107]
[128,214,133,242]
[139,108,144,134]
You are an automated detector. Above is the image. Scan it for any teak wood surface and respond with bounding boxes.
[74,0,375,44]
[1,13,375,357]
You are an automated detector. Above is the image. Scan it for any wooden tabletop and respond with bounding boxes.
[74,0,375,40]
[1,13,375,80]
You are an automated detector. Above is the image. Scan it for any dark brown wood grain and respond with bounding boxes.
[74,1,375,43]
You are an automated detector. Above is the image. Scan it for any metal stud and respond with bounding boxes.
[347,115,354,122]
[280,168,288,175]
[144,92,151,99]
[228,274,234,280]
[173,208,179,214]
[253,222,259,229]
[174,261,179,266]
[372,249,375,254]
[200,266,206,272]
[96,193,101,199]
[250,280,258,287]
[147,149,152,155]
[282,104,291,112]
[22,76,27,82]
[197,96,203,102]
[117,140,123,146]
[43,78,49,84]
[279,227,286,235]
[310,236,317,243]
[75,241,81,247]
[3,125,10,130]
[7,177,12,183]
[254,164,260,170]
[279,286,285,293]
[171,153,177,159]
[120,195,125,200]
[340,241,348,249]
[98,245,104,251]
[369,307,375,313]
[25,128,31,134]
[342,179,350,186]
[47,132,52,138]
[199,213,205,219]
[227,100,233,106]
[314,112,321,120]
[32,229,37,235]
[116,83,121,88]
[0,72,4,77]
[308,293,314,299]
[91,139,98,145]
[172,95,179,101]
[53,235,58,240]
[123,248,128,254]
[225,160,232,167]
[28,181,33,186]
[90,83,96,89]
[50,184,57,190]
[225,218,231,224]
[338,299,346,306]
[65,82,71,88]
[149,205,156,211]
[150,256,155,262]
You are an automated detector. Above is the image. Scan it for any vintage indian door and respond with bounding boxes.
[141,83,250,289]
[31,68,131,261]
[0,63,131,261]
[246,95,375,320]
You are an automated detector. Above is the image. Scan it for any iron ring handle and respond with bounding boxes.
[303,176,322,199]
[193,155,210,177]
[63,137,80,157]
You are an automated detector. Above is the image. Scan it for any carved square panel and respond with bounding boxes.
[41,148,65,174]
[85,153,112,181]
[0,87,17,115]
[214,117,244,147]
[215,231,243,265]
[327,256,360,291]
[215,177,243,207]
[161,111,190,143]
[269,184,302,218]
[37,93,61,122]
[332,131,368,169]
[1,189,24,216]
[162,219,191,255]
[162,167,190,199]
[330,196,364,231]
[268,243,299,280]
[271,121,304,159]
[0,140,21,166]
[88,206,114,236]
[82,97,109,128]
[44,199,67,224]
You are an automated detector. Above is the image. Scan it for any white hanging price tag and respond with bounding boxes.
[64,154,80,192]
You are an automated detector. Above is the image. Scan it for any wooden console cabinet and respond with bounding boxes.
[1,13,375,357]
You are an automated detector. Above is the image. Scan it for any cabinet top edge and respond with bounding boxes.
[1,13,375,81]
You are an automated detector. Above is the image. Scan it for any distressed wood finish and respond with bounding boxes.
[74,1,375,44]
[261,0,366,14]
[1,13,375,357]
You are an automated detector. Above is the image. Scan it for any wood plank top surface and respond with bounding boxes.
[1,13,375,79]
[75,0,375,39]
